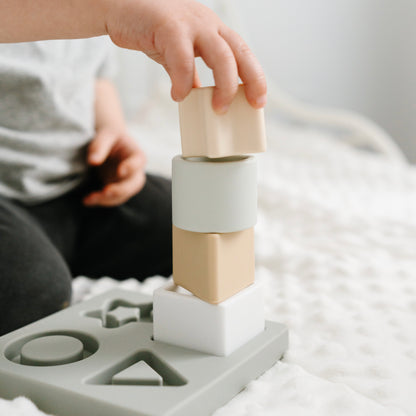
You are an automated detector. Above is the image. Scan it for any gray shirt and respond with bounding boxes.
[0,37,115,204]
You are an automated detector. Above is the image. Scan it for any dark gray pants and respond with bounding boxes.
[0,174,172,335]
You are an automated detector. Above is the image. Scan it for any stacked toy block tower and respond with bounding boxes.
[153,85,267,356]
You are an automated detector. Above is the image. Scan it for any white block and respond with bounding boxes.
[153,282,264,356]
[178,85,267,158]
[172,155,257,233]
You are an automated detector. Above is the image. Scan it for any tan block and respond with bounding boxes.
[178,85,267,158]
[172,225,255,304]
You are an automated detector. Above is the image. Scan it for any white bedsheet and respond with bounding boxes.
[1,117,416,416]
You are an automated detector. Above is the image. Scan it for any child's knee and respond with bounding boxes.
[0,267,72,336]
[0,204,72,334]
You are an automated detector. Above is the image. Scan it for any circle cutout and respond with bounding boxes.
[21,335,84,366]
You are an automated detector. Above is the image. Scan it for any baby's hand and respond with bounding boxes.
[83,128,147,207]
[105,0,267,113]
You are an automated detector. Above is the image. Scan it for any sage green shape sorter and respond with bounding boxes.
[0,289,288,416]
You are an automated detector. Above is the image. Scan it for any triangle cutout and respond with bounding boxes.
[86,350,187,387]
[112,360,163,386]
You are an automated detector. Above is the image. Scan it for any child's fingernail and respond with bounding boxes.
[255,94,267,108]
[89,153,100,163]
[215,105,229,115]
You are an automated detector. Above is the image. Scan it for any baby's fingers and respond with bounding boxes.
[84,171,146,207]
[164,36,196,102]
[117,150,147,179]
[220,28,267,108]
[196,33,239,113]
[103,171,146,206]
[88,130,117,165]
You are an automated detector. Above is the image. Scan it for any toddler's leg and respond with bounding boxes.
[0,197,72,336]
[72,174,172,280]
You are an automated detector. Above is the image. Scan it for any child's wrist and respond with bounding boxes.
[86,0,113,36]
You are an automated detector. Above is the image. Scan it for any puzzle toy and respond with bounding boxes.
[161,84,276,355]
[0,289,288,416]
[0,85,288,415]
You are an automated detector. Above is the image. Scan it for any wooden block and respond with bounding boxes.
[172,225,255,304]
[178,85,266,158]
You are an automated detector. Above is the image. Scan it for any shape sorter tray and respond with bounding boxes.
[0,289,288,416]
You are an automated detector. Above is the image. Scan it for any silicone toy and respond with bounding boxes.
[172,225,255,304]
[178,85,267,158]
[0,289,288,416]
[112,361,163,386]
[106,306,141,328]
[153,283,264,356]
[172,155,257,233]
[20,335,84,366]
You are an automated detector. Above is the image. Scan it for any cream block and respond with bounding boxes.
[172,225,255,304]
[153,282,265,356]
[178,85,266,158]
[172,155,257,233]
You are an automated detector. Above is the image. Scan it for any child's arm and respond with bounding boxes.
[0,0,266,113]
[83,79,147,207]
